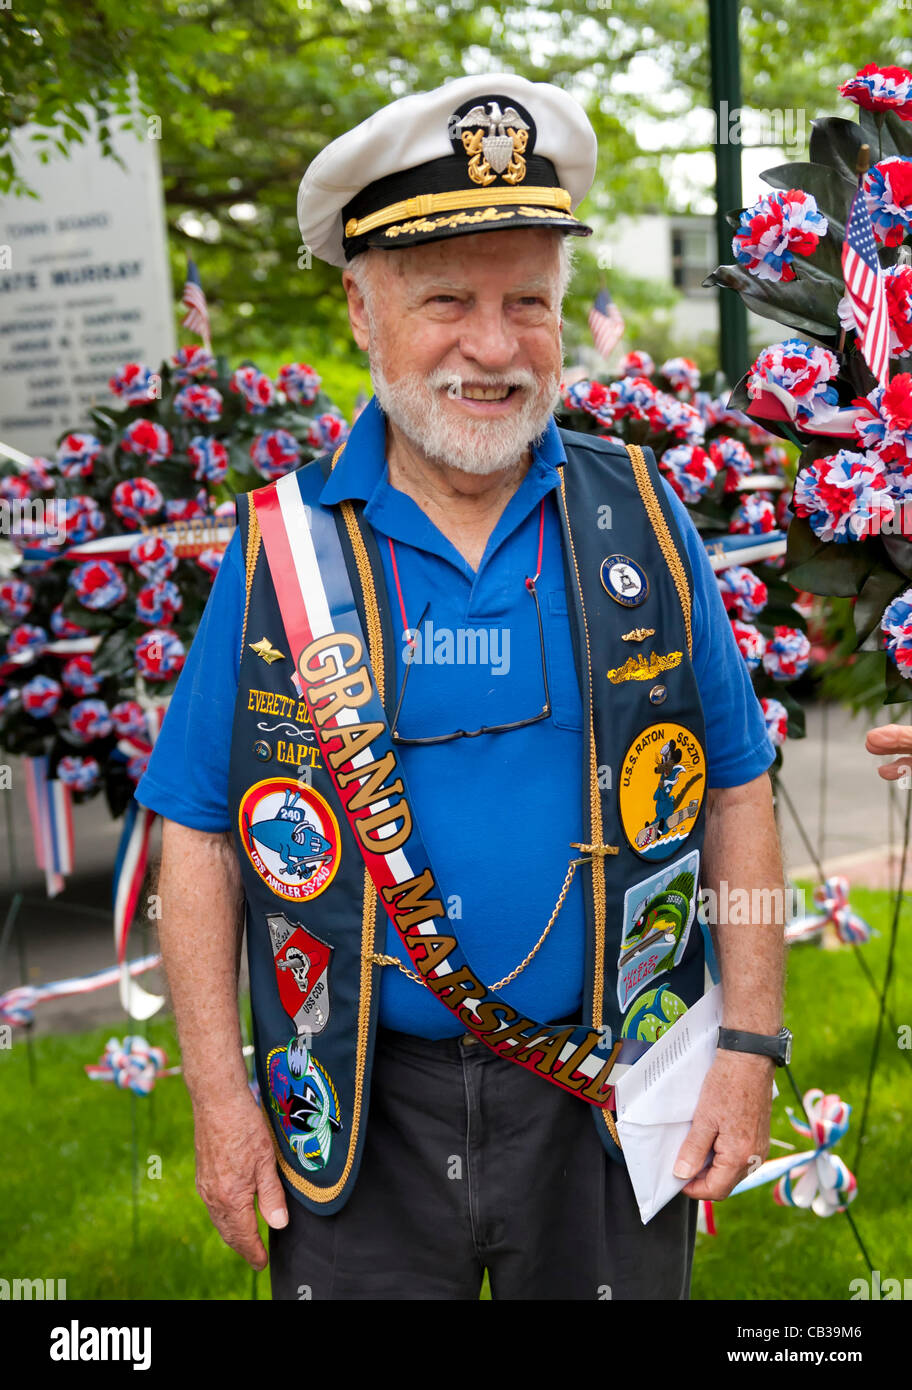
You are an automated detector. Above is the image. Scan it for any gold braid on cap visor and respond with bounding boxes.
[344,184,574,238]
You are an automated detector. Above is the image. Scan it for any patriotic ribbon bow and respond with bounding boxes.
[785,875,874,945]
[731,1088,857,1217]
[0,954,162,1028]
[85,1035,175,1095]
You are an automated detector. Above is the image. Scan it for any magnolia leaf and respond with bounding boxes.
[87,409,120,439]
[843,341,878,397]
[882,534,912,579]
[705,263,840,340]
[808,116,870,184]
[728,372,751,409]
[785,515,827,568]
[860,628,885,653]
[93,626,134,678]
[853,566,908,644]
[883,652,912,703]
[799,435,846,467]
[785,532,876,596]
[858,107,912,161]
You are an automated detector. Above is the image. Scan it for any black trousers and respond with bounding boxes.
[269,1025,698,1300]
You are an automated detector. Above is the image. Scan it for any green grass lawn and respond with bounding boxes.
[1,880,909,1300]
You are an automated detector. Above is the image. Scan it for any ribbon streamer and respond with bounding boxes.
[746,383,864,438]
[785,875,875,946]
[64,523,235,562]
[703,530,787,572]
[112,703,166,1019]
[0,953,162,1027]
[731,1088,857,1217]
[22,755,73,897]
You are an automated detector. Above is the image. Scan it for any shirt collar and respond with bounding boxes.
[319,393,568,508]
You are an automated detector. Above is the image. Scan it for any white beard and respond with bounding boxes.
[369,356,563,477]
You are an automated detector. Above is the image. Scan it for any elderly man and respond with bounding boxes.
[136,74,787,1301]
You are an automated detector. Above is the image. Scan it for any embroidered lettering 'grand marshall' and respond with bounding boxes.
[294,624,622,1102]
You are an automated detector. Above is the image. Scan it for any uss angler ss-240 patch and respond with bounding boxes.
[239,779,341,901]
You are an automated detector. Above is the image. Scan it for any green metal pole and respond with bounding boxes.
[708,0,750,387]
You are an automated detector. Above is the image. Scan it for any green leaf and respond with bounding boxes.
[704,263,840,342]
[853,566,908,645]
[808,116,870,184]
[882,534,912,578]
[784,515,826,569]
[785,533,877,596]
[883,651,912,703]
[858,106,912,161]
[93,627,134,678]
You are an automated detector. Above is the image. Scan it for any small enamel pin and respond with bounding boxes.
[249,636,286,665]
[600,555,648,607]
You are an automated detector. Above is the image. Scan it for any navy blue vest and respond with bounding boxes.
[227,430,710,1214]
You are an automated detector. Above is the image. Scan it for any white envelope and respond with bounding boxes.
[615,984,723,1224]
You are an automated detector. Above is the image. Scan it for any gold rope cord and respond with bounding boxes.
[557,471,621,1147]
[240,495,261,665]
[624,443,692,658]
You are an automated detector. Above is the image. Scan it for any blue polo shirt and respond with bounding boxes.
[136,396,775,1038]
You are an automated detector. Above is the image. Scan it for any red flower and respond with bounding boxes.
[839,65,912,120]
[886,267,912,355]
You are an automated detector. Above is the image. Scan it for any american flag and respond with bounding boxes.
[842,184,890,388]
[181,258,211,347]
[588,288,625,360]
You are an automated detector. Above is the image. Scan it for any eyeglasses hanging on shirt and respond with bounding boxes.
[388,499,553,745]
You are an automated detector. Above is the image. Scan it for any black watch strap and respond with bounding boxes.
[717,1025,792,1066]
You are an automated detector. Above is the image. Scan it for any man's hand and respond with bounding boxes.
[193,1087,289,1270]
[865,723,912,779]
[672,1049,774,1200]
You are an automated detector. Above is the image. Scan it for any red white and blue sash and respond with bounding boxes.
[252,469,650,1107]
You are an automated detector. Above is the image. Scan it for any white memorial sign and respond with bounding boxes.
[0,116,176,457]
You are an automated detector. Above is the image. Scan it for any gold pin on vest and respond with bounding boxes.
[607,651,682,686]
[621,626,655,643]
[248,636,286,665]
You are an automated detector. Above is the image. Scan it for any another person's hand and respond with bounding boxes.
[672,1049,774,1200]
[865,723,912,781]
[193,1087,288,1270]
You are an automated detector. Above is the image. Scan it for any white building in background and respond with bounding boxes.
[607,212,779,355]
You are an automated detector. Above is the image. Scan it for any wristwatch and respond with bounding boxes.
[717,1025,792,1067]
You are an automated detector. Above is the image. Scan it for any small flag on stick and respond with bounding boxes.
[181,257,212,354]
[842,147,890,388]
[588,288,625,361]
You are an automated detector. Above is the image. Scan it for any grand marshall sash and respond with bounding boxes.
[229,426,713,1213]
[250,463,648,1104]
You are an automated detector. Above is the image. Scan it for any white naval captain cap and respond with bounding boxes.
[298,73,597,269]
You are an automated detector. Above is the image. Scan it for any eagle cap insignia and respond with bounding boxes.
[448,95,535,186]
